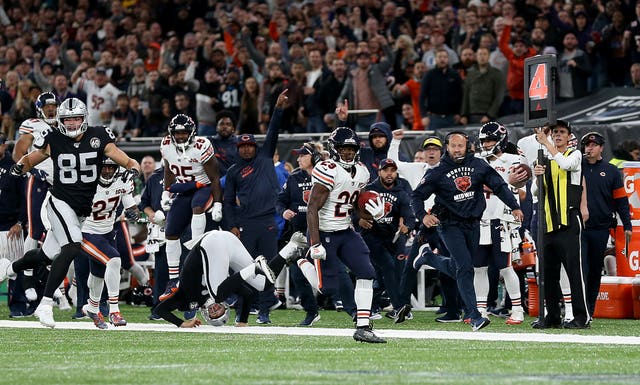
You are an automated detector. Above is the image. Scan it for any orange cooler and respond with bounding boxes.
[593,276,635,319]
[613,223,640,277]
[527,277,539,317]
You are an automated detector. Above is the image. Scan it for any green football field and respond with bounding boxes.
[1,305,640,385]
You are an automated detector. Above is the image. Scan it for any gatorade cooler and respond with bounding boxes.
[527,277,539,317]
[622,162,640,220]
[613,222,640,277]
[632,276,640,319]
[593,276,635,319]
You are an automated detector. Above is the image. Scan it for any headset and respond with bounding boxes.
[444,131,472,153]
[302,142,323,165]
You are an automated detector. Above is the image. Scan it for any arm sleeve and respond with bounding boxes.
[400,192,416,230]
[276,180,292,216]
[153,295,185,327]
[410,170,436,219]
[553,150,582,172]
[260,108,283,158]
[498,25,514,60]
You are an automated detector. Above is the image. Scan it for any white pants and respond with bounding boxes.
[42,195,84,258]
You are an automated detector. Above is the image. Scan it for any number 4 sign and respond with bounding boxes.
[524,55,557,128]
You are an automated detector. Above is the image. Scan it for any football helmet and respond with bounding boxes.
[168,114,196,154]
[57,98,88,138]
[200,298,229,326]
[328,127,360,169]
[568,133,578,150]
[99,158,119,187]
[35,92,58,125]
[478,121,508,158]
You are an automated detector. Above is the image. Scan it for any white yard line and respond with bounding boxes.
[2,320,640,345]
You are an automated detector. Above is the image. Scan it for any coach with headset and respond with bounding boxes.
[411,132,525,331]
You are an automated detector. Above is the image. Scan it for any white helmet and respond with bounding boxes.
[57,98,88,138]
[200,298,229,326]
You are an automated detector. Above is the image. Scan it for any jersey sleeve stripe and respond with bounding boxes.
[314,167,334,180]
[312,170,334,187]
[19,126,34,134]
[613,186,627,199]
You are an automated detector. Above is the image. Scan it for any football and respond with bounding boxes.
[357,190,380,212]
[515,164,533,180]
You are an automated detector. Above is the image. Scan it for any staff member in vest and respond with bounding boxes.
[581,132,632,318]
[532,120,590,329]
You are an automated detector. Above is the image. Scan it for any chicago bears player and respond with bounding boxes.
[306,126,387,343]
[474,122,529,325]
[159,114,222,300]
[79,158,139,329]
[12,92,58,301]
[0,97,141,328]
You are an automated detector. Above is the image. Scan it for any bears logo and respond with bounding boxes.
[454,176,471,192]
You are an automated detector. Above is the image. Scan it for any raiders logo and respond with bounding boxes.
[90,137,101,149]
[454,176,472,192]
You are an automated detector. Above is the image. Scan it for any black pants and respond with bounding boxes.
[542,210,589,325]
[582,228,610,316]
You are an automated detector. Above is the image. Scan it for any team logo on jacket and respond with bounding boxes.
[303,189,311,203]
[90,137,101,149]
[454,176,471,192]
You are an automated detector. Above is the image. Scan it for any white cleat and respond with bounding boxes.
[34,303,56,328]
[0,258,11,283]
[289,232,308,248]
[25,288,38,302]
[57,296,72,311]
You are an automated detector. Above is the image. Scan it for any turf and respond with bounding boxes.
[1,305,640,385]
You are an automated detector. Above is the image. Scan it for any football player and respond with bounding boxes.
[12,92,58,302]
[306,125,387,344]
[159,114,222,301]
[79,158,140,329]
[0,97,141,328]
[474,122,529,325]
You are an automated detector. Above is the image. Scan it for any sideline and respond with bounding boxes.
[2,320,640,345]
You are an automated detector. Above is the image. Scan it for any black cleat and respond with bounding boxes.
[562,319,590,329]
[394,304,411,324]
[531,317,562,329]
[353,326,386,343]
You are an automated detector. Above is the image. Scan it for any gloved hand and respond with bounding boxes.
[10,163,24,177]
[364,197,385,220]
[161,190,173,212]
[125,207,140,221]
[307,243,326,260]
[211,202,223,222]
[29,168,48,181]
[152,210,165,225]
[120,168,140,183]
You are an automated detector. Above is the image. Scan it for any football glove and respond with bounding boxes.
[10,163,24,177]
[211,202,223,222]
[307,243,326,260]
[29,168,48,181]
[161,190,174,212]
[121,168,140,183]
[364,197,385,220]
[124,207,140,221]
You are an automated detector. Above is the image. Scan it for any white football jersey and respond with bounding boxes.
[160,135,215,184]
[18,118,54,183]
[75,78,123,126]
[82,177,136,235]
[311,159,369,232]
[481,152,525,221]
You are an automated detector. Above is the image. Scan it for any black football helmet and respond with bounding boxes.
[168,114,196,153]
[35,92,58,125]
[478,121,508,158]
[99,158,119,187]
[328,127,360,168]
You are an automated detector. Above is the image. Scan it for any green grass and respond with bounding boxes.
[1,305,640,385]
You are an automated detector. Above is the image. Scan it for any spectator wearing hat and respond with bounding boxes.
[498,16,537,115]
[145,42,161,72]
[223,90,289,325]
[337,40,397,132]
[421,28,459,72]
[558,31,591,101]
[460,47,505,126]
[419,48,463,130]
[580,131,632,318]
[359,157,415,319]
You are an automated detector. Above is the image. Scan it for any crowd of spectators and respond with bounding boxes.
[2,0,640,141]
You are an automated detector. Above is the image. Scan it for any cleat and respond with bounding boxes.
[532,316,562,329]
[159,278,179,301]
[0,258,11,283]
[506,309,524,325]
[369,311,382,320]
[109,312,127,326]
[394,304,412,324]
[34,303,56,328]
[436,313,463,323]
[299,312,320,326]
[57,296,72,311]
[289,231,308,248]
[471,317,490,331]
[353,326,386,343]
[82,304,108,330]
[413,244,434,270]
[562,319,590,329]
[256,314,271,324]
[25,288,38,302]
[505,317,523,325]
[487,307,510,319]
[334,300,344,312]
[254,255,276,284]
[148,313,163,321]
[385,310,397,320]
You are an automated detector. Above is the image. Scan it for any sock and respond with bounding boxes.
[500,266,522,311]
[191,213,206,239]
[128,263,149,286]
[166,239,182,279]
[560,264,573,320]
[105,258,121,313]
[87,274,104,313]
[297,259,320,292]
[354,279,373,328]
[275,268,286,298]
[473,266,489,315]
